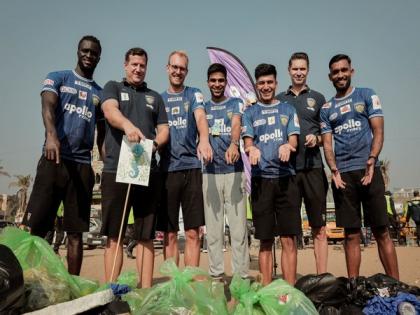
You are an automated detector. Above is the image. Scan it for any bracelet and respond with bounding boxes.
[368,155,378,161]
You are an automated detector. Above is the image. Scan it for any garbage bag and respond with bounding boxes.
[295,273,348,309]
[0,227,99,301]
[117,270,138,289]
[230,275,318,315]
[0,244,25,314]
[131,259,229,315]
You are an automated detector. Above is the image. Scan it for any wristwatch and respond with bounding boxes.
[231,139,240,146]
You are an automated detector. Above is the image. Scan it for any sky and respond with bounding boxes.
[1,0,419,194]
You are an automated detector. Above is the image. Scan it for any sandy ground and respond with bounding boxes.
[72,242,420,287]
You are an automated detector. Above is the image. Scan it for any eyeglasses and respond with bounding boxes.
[169,64,187,73]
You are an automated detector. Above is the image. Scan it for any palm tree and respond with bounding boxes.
[9,174,32,223]
[380,159,390,191]
[0,160,10,177]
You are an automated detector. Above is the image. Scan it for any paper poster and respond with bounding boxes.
[116,136,153,186]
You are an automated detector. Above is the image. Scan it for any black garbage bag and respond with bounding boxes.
[295,273,349,309]
[0,244,25,314]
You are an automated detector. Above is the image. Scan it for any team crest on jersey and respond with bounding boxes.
[92,94,100,106]
[322,102,332,109]
[371,95,382,110]
[79,90,87,100]
[307,98,316,108]
[354,103,365,113]
[340,104,351,115]
[172,106,180,115]
[229,86,240,98]
[145,95,155,105]
[280,115,289,126]
[206,114,213,120]
[268,116,276,125]
[227,111,233,120]
[194,92,204,103]
[183,101,190,112]
[121,92,129,101]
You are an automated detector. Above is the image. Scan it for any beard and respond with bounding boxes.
[334,77,352,94]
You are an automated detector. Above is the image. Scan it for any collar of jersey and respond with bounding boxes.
[256,101,280,107]
[123,79,147,91]
[72,70,94,82]
[166,86,186,95]
[286,85,310,96]
[209,97,231,106]
[334,87,355,101]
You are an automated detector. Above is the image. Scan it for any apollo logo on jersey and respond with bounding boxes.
[168,117,187,128]
[259,129,283,143]
[334,119,361,135]
[64,103,93,121]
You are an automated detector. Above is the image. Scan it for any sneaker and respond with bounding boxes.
[210,274,225,281]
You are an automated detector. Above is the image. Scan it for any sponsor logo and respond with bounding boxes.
[172,106,180,115]
[74,80,92,90]
[371,95,382,110]
[79,90,87,100]
[340,104,351,115]
[334,119,362,134]
[165,107,170,113]
[229,86,241,98]
[261,109,278,115]
[167,96,183,102]
[60,86,77,94]
[268,116,275,125]
[184,101,189,112]
[334,98,352,108]
[259,129,283,143]
[146,104,154,110]
[195,92,204,103]
[227,111,233,120]
[210,105,226,111]
[294,113,300,127]
[307,98,316,107]
[238,102,244,114]
[206,114,213,120]
[145,95,155,105]
[354,103,365,113]
[168,117,187,128]
[329,113,338,121]
[92,94,100,106]
[253,119,266,127]
[280,115,288,126]
[64,103,92,121]
[322,102,332,109]
[320,122,327,129]
[121,92,129,101]
[43,79,54,86]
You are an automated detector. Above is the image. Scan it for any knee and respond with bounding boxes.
[165,232,178,245]
[312,226,327,241]
[344,229,361,243]
[185,229,199,242]
[372,226,390,242]
[281,236,296,251]
[67,232,82,244]
[260,239,274,252]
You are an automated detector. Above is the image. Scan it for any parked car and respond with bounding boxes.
[325,207,345,244]
[83,218,107,249]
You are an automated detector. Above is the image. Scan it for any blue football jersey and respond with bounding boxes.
[160,86,205,172]
[320,87,383,172]
[204,97,244,174]
[242,101,300,178]
[41,70,102,163]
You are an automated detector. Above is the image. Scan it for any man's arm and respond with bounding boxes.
[244,137,260,165]
[41,91,60,164]
[96,119,105,160]
[102,99,145,142]
[361,116,384,185]
[279,134,297,162]
[194,108,213,163]
[154,124,169,153]
[225,114,241,164]
[322,132,346,189]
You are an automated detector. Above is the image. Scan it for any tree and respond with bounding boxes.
[380,159,390,191]
[9,174,32,223]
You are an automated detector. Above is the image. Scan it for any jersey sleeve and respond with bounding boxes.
[320,102,332,134]
[364,88,384,119]
[315,93,327,136]
[233,98,243,117]
[287,108,300,136]
[190,88,205,112]
[241,108,254,139]
[41,71,63,95]
[101,81,120,105]
[156,94,169,125]
[95,89,105,122]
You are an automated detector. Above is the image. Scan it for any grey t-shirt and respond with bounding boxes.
[276,87,325,170]
[101,80,168,173]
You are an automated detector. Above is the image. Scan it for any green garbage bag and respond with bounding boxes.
[131,259,229,315]
[117,270,138,289]
[230,275,317,315]
[0,227,99,301]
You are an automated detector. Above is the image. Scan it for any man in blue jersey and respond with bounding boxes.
[242,63,300,285]
[276,52,328,274]
[23,35,103,275]
[320,54,399,280]
[158,51,213,267]
[203,63,249,279]
[101,47,169,287]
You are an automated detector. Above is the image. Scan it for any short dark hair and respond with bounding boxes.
[329,54,351,69]
[255,63,277,80]
[289,52,309,68]
[207,63,227,80]
[414,190,419,197]
[125,47,148,63]
[78,35,101,54]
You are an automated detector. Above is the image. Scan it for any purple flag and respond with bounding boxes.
[206,47,256,194]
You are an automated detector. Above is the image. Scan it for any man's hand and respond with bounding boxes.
[44,133,60,164]
[123,121,145,143]
[197,141,213,164]
[278,143,296,162]
[225,143,240,165]
[246,146,261,165]
[332,169,346,189]
[361,157,375,185]
[305,134,317,148]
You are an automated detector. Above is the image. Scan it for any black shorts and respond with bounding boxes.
[23,156,94,236]
[157,168,204,232]
[101,171,162,241]
[251,176,300,240]
[332,167,388,229]
[296,168,328,228]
